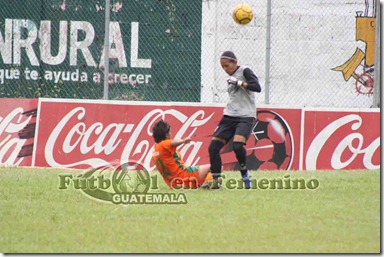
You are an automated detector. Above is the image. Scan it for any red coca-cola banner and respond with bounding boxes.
[33,100,220,170]
[1,98,380,170]
[33,99,302,171]
[0,98,38,166]
[303,109,380,170]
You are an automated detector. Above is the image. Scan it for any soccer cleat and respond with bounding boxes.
[210,177,222,190]
[241,171,252,189]
[200,180,212,189]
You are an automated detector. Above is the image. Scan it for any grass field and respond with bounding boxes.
[0,167,380,253]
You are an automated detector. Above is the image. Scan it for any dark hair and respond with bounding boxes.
[220,51,237,62]
[152,119,171,143]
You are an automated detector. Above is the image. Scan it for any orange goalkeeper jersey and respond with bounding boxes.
[152,139,199,188]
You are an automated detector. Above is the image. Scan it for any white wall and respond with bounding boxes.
[201,0,377,108]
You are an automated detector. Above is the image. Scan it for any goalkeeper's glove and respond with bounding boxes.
[227,76,244,87]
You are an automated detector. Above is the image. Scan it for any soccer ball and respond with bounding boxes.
[232,4,253,25]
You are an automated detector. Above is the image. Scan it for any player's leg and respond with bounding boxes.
[208,139,225,189]
[233,117,256,189]
[179,165,211,189]
[233,136,251,189]
[196,164,213,189]
[197,164,211,180]
[208,138,225,178]
[208,116,236,181]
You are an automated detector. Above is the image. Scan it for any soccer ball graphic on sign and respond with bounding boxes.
[240,111,294,170]
[112,162,150,194]
[232,4,253,25]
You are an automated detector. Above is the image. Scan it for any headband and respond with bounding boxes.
[220,56,237,61]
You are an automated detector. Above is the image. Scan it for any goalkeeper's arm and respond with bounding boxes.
[242,68,261,92]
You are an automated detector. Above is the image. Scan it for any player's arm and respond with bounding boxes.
[242,68,261,92]
[171,138,191,147]
[227,68,261,92]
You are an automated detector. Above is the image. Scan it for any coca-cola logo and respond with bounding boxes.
[0,108,36,165]
[44,105,214,170]
[306,114,379,170]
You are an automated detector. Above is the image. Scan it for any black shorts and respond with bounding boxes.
[213,115,256,142]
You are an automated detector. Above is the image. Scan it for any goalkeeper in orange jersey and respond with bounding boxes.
[152,119,212,189]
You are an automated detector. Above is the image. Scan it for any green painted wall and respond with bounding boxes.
[0,0,202,101]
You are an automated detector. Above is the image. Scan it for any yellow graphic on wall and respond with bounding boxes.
[332,0,376,95]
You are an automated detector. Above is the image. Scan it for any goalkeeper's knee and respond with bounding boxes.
[233,141,246,164]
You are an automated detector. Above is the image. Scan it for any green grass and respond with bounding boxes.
[0,167,380,253]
